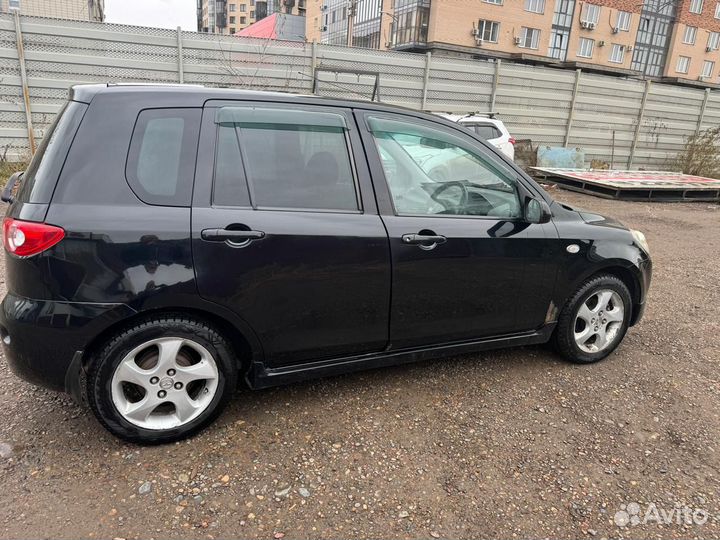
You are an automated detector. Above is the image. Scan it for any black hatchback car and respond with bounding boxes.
[0,84,651,443]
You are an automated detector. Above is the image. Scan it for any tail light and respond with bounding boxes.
[508,137,516,145]
[2,218,65,257]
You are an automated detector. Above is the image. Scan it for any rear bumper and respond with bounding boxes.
[0,293,135,394]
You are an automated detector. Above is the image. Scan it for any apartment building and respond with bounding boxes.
[0,0,104,21]
[307,0,720,86]
[198,0,307,34]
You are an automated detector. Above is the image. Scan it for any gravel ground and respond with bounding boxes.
[0,190,718,540]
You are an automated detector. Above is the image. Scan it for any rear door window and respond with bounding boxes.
[214,107,360,212]
[126,108,201,207]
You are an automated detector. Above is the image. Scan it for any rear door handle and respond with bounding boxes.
[201,227,265,244]
[402,233,447,250]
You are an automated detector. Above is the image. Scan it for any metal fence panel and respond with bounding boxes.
[0,12,716,169]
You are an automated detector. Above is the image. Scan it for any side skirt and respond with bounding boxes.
[249,323,556,389]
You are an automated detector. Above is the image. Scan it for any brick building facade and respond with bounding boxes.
[306,0,720,87]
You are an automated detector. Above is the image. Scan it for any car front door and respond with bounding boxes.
[357,111,558,350]
[192,102,391,367]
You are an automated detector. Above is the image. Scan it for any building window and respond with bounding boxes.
[239,3,247,11]
[580,3,600,23]
[716,2,720,17]
[689,0,703,13]
[708,31,720,49]
[229,16,236,23]
[230,27,236,32]
[484,0,503,5]
[240,16,246,23]
[525,0,545,13]
[519,27,540,48]
[702,60,715,77]
[250,10,255,17]
[478,20,500,42]
[577,36,594,57]
[676,55,690,73]
[609,43,625,63]
[229,3,236,11]
[616,10,631,30]
[683,25,697,43]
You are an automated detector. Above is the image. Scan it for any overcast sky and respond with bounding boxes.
[105,0,197,30]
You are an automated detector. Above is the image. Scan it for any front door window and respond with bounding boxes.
[368,116,521,219]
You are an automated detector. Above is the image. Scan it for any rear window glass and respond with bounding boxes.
[126,108,201,207]
[467,123,502,140]
[15,100,87,204]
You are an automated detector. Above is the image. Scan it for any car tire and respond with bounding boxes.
[553,274,632,364]
[87,315,238,444]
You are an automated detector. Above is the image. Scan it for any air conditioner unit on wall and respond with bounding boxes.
[514,36,521,45]
[471,27,479,37]
[475,37,484,46]
[598,40,605,46]
[612,26,619,33]
[580,20,596,29]
[706,46,713,52]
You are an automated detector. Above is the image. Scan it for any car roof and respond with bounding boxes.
[69,83,461,127]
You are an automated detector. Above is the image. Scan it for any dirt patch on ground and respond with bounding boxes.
[0,191,718,539]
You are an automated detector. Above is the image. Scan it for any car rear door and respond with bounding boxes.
[191,102,390,367]
[356,110,558,349]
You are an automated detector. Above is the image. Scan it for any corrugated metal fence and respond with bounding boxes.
[0,12,717,169]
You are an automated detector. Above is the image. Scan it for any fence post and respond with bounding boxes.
[13,11,35,155]
[695,87,711,137]
[490,59,501,112]
[628,79,651,170]
[176,26,184,83]
[311,41,318,94]
[564,68,581,148]
[421,51,431,110]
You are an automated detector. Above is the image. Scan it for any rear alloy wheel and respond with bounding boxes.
[88,316,237,444]
[553,275,632,363]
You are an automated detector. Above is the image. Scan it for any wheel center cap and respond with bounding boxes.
[159,377,174,390]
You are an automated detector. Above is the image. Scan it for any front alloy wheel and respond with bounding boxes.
[553,275,632,363]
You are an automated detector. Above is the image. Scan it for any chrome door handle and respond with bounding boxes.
[402,234,447,245]
[201,228,265,241]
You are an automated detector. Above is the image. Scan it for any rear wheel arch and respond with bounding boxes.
[81,307,259,378]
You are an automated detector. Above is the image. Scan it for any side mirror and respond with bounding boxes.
[525,197,552,224]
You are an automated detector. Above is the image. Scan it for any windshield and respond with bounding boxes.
[15,100,87,204]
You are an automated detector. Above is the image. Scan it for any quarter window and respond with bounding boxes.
[214,107,359,211]
[368,116,521,218]
[126,108,201,207]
